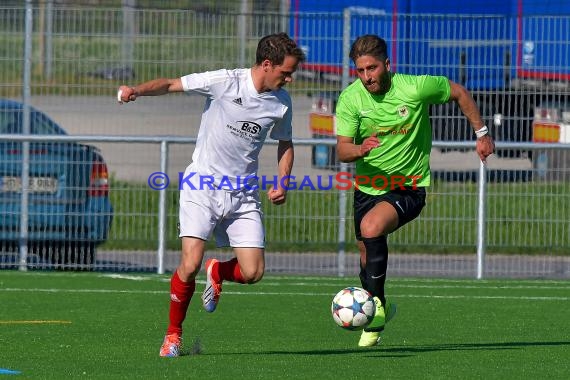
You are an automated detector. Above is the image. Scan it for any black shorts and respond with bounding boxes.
[353,187,426,240]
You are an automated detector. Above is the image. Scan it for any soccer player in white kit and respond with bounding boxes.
[117,33,305,357]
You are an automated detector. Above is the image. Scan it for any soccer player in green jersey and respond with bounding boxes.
[335,35,495,347]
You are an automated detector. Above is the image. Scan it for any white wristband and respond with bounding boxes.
[475,125,489,138]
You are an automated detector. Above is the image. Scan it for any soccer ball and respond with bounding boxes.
[331,286,375,330]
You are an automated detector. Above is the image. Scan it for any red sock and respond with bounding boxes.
[166,270,195,335]
[218,257,245,284]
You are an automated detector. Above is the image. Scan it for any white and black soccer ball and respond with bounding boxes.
[331,286,375,330]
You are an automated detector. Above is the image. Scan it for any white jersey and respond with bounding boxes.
[181,68,292,190]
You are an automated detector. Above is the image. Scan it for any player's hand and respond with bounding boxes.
[267,186,287,205]
[117,85,137,104]
[359,133,380,157]
[476,135,495,163]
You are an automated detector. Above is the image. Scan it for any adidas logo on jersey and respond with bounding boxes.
[232,97,243,106]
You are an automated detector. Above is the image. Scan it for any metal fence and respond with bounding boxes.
[0,3,569,278]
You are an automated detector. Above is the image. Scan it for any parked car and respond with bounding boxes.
[0,99,113,269]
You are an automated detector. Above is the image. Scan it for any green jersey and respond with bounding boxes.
[336,72,450,195]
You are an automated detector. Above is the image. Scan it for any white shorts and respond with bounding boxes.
[178,166,264,248]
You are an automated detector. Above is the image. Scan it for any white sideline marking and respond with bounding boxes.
[0,320,71,325]
[1,288,568,301]
[258,282,570,290]
[97,274,570,290]
[6,272,568,287]
[391,283,570,290]
[229,276,570,285]
[103,274,151,281]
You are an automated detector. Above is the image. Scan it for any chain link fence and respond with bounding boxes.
[0,2,569,278]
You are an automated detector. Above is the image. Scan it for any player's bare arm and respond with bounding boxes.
[117,78,184,103]
[449,80,495,162]
[336,134,380,163]
[268,139,294,205]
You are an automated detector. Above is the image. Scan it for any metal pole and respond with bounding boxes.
[336,8,353,277]
[337,165,348,278]
[157,140,169,275]
[38,0,44,75]
[45,0,53,79]
[280,0,290,33]
[122,0,136,69]
[476,161,487,279]
[341,8,351,90]
[19,0,33,271]
[238,0,248,67]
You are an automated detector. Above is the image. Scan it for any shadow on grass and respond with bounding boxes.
[260,340,570,356]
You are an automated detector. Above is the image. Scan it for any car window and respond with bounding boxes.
[0,109,21,134]
[32,111,65,135]
[0,107,65,135]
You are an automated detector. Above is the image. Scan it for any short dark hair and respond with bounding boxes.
[349,35,388,63]
[255,32,306,65]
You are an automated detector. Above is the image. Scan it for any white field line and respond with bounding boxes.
[0,320,72,324]
[1,287,569,301]
[262,276,570,285]
[261,282,570,290]
[96,274,570,290]
[3,272,569,287]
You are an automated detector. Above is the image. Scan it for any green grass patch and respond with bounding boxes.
[1,271,569,379]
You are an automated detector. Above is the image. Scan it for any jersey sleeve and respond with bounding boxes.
[269,103,293,141]
[180,69,229,98]
[335,91,359,138]
[416,75,451,104]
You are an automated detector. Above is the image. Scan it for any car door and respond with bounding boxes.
[0,105,94,242]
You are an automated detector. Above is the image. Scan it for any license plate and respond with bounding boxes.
[0,176,58,194]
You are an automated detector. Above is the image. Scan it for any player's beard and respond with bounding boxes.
[379,72,391,93]
[365,72,391,95]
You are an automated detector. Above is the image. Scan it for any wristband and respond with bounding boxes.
[475,125,488,138]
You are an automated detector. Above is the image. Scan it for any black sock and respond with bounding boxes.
[361,235,388,306]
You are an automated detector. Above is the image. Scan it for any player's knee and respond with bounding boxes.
[361,219,394,238]
[241,266,264,284]
[360,221,381,239]
[177,261,200,280]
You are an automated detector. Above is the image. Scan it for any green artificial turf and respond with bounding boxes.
[1,271,569,379]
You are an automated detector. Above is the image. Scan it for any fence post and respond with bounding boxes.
[337,163,348,277]
[238,0,249,67]
[279,0,289,33]
[19,0,34,271]
[335,8,354,277]
[476,161,488,279]
[157,140,169,275]
[44,0,54,80]
[121,0,136,70]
